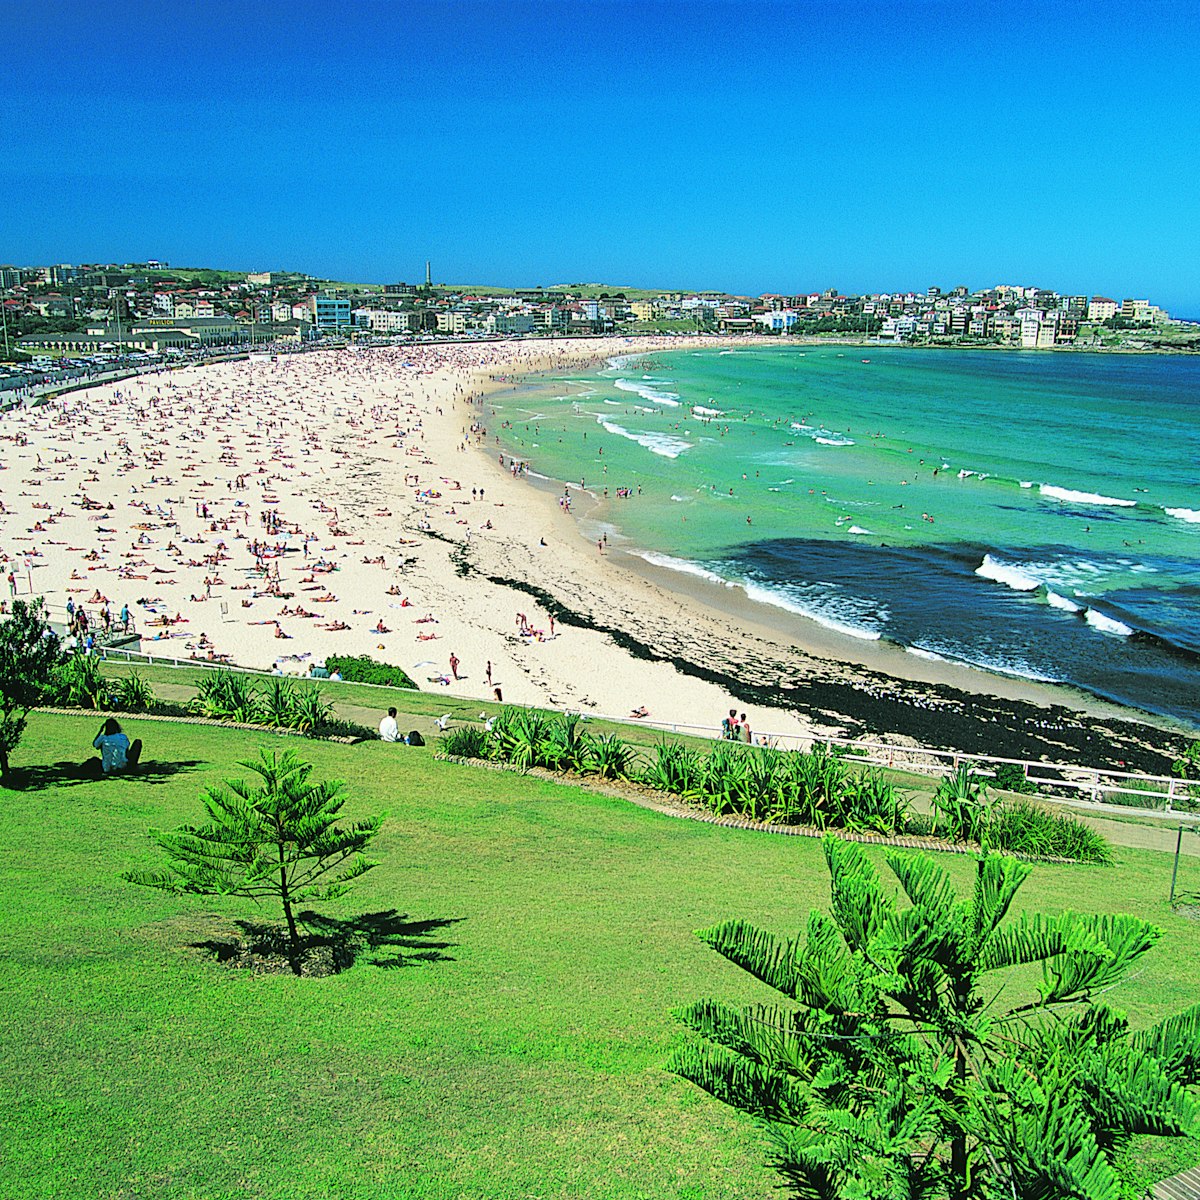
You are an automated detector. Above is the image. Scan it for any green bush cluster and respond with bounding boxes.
[443,710,911,835]
[189,669,334,734]
[324,654,418,690]
[991,761,1037,793]
[990,799,1112,863]
[444,712,1110,860]
[933,764,1110,864]
[46,656,157,713]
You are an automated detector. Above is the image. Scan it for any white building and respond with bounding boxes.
[354,308,412,333]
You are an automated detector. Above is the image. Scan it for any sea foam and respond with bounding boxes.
[1166,507,1200,524]
[599,419,690,458]
[976,554,1041,592]
[1084,608,1134,636]
[791,422,855,447]
[614,378,681,406]
[740,581,883,640]
[1039,483,1136,507]
[632,551,733,587]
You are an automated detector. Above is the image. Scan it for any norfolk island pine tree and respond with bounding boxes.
[123,748,385,975]
[671,835,1200,1199]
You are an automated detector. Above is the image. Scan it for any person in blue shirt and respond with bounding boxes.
[91,718,142,775]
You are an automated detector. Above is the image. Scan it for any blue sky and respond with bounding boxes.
[5,1,1199,311]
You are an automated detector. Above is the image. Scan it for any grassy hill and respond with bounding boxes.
[3,699,1199,1198]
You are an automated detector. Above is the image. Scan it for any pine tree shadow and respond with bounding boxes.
[192,910,461,975]
[300,909,462,969]
[3,759,206,791]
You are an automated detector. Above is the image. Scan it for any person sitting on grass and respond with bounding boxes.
[379,707,401,743]
[90,718,142,775]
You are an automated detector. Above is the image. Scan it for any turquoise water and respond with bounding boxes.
[490,344,1200,724]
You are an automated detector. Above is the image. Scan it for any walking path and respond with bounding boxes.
[1156,1166,1200,1199]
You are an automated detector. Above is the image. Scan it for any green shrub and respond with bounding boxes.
[441,725,491,758]
[932,764,994,842]
[639,739,704,797]
[288,685,334,733]
[324,654,417,690]
[491,709,552,771]
[47,653,107,709]
[838,768,911,835]
[260,677,298,728]
[988,799,1111,864]
[992,762,1037,794]
[113,670,156,713]
[189,669,262,723]
[542,713,588,773]
[583,733,636,781]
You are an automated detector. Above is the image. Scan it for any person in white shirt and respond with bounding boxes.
[379,707,400,743]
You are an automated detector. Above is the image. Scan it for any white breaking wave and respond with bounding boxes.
[1085,608,1134,636]
[847,525,872,535]
[1039,483,1136,507]
[1166,507,1200,524]
[1046,590,1083,614]
[670,494,687,502]
[976,554,1041,592]
[632,551,734,588]
[791,422,855,447]
[740,581,883,640]
[598,419,690,458]
[691,405,724,417]
[908,642,1060,683]
[907,646,953,664]
[614,378,681,406]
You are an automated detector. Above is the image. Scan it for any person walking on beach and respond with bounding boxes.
[449,651,460,681]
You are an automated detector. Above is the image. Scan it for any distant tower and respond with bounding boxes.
[425,260,431,287]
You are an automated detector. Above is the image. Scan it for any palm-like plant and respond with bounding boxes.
[190,669,262,723]
[440,724,490,759]
[542,712,587,773]
[933,763,994,842]
[671,837,1200,1199]
[260,677,298,728]
[288,685,333,733]
[490,709,550,771]
[584,732,636,781]
[113,670,156,713]
[838,767,910,835]
[640,739,704,798]
[49,653,107,709]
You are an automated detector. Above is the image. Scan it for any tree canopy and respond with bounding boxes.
[0,598,61,779]
[123,749,385,975]
[671,836,1200,1199]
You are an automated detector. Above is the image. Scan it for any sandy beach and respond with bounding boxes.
[0,337,1185,772]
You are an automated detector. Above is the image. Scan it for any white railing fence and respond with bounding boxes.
[93,642,1198,823]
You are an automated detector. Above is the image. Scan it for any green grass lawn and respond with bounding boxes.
[4,712,1200,1199]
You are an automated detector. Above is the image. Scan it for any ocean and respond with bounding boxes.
[488,343,1200,726]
